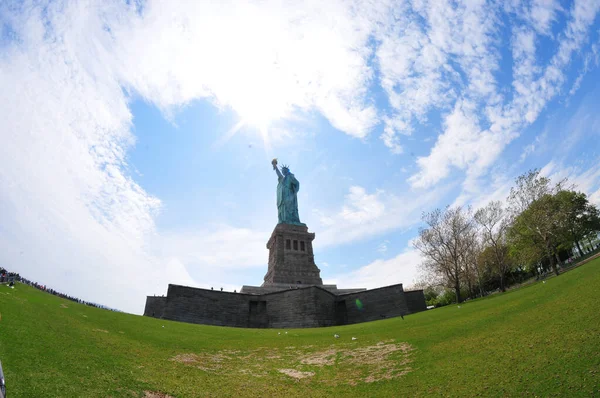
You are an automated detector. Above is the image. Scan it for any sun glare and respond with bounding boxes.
[233,85,289,130]
[227,83,292,151]
[239,105,277,134]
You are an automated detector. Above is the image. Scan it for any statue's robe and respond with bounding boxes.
[277,173,303,225]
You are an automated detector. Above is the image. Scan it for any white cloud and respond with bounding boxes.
[381,116,411,154]
[159,226,267,271]
[569,42,600,97]
[528,0,563,35]
[519,131,546,163]
[571,165,600,195]
[376,0,501,151]
[112,0,383,139]
[542,161,600,196]
[409,0,600,190]
[339,186,385,224]
[0,1,278,313]
[314,183,451,248]
[456,158,600,215]
[410,100,485,188]
[453,172,514,211]
[520,143,537,163]
[377,240,390,254]
[512,27,540,99]
[0,2,169,313]
[326,247,422,289]
[589,188,600,207]
[539,160,557,178]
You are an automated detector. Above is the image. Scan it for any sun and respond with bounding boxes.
[226,88,290,151]
[219,54,298,151]
[233,88,288,130]
[237,100,279,134]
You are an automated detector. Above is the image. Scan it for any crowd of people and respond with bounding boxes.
[0,267,117,311]
[0,268,18,285]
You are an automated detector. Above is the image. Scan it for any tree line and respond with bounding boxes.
[414,169,600,307]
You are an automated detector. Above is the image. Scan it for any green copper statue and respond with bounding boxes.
[272,159,305,226]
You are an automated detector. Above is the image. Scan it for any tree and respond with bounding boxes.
[508,193,564,276]
[475,201,512,292]
[555,190,600,257]
[507,169,561,217]
[461,230,487,298]
[506,170,567,276]
[414,206,475,303]
[507,226,546,276]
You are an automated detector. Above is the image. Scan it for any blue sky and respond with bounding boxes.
[1,0,600,313]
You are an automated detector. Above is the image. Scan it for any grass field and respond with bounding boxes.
[1,260,599,397]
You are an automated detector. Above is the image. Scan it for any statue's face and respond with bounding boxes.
[282,168,290,176]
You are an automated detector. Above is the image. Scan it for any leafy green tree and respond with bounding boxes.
[507,233,545,276]
[422,286,440,307]
[506,170,567,276]
[555,190,600,256]
[508,193,565,276]
[436,289,457,307]
[477,241,514,291]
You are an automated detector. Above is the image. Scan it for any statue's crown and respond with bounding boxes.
[282,164,290,170]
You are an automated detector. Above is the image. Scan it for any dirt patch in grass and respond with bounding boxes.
[171,353,200,364]
[238,368,268,378]
[170,352,229,372]
[278,369,315,380]
[170,340,415,385]
[301,341,415,385]
[300,348,337,366]
[343,341,412,365]
[60,304,68,308]
[92,328,109,333]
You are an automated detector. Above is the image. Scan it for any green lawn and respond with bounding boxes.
[1,260,599,397]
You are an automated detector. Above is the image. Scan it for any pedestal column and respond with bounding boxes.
[262,223,323,286]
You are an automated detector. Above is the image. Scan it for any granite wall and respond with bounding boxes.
[144,296,166,318]
[265,287,336,328]
[160,285,252,328]
[404,290,428,314]
[144,282,419,328]
[336,284,409,325]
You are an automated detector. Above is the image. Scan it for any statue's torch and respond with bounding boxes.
[271,158,278,169]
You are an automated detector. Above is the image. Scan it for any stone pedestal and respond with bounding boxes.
[262,223,323,286]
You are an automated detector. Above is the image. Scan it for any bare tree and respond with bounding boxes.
[464,231,486,298]
[414,206,474,303]
[507,169,561,217]
[475,201,511,292]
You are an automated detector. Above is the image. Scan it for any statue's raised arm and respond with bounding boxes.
[271,159,304,226]
[272,158,283,181]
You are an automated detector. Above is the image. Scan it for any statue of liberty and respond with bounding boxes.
[272,159,305,226]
